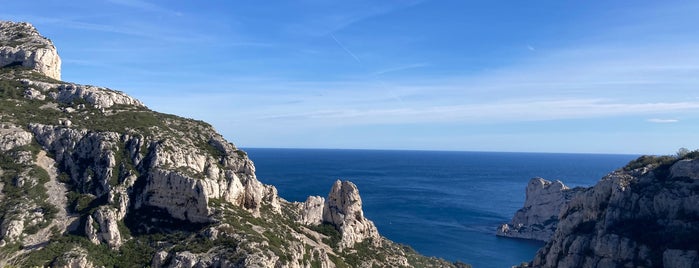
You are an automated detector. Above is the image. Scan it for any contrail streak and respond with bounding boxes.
[330,33,361,63]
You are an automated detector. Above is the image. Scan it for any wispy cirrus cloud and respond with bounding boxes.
[106,0,182,16]
[255,98,699,125]
[373,63,428,76]
[11,15,210,43]
[285,0,426,36]
[647,118,679,123]
[133,39,699,129]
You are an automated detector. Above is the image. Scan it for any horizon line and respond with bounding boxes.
[239,146,645,156]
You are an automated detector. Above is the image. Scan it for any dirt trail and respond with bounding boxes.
[22,150,78,248]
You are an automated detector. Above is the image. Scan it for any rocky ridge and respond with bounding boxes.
[515,154,699,267]
[0,21,460,267]
[497,178,584,241]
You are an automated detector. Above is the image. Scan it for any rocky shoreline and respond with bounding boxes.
[501,155,699,267]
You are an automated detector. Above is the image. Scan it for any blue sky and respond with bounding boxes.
[4,1,699,154]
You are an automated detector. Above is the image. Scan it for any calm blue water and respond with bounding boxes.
[245,148,636,268]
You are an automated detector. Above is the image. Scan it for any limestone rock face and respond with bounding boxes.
[0,123,33,151]
[0,21,61,80]
[299,195,325,225]
[169,251,199,268]
[30,124,119,197]
[497,177,583,241]
[0,219,24,242]
[136,169,212,223]
[151,251,170,268]
[152,249,274,268]
[524,158,699,267]
[85,207,122,249]
[53,83,145,108]
[29,120,273,226]
[20,79,145,108]
[54,247,94,268]
[323,180,380,249]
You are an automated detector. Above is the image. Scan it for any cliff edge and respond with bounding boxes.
[518,154,699,267]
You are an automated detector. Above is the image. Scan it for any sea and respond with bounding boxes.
[244,148,637,268]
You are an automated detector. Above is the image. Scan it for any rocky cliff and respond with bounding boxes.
[322,180,381,250]
[517,154,699,267]
[0,21,460,267]
[0,21,60,80]
[497,178,584,241]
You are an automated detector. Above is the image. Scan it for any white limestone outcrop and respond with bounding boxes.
[0,21,61,80]
[85,207,122,249]
[0,220,24,242]
[20,79,145,109]
[299,196,325,225]
[136,169,212,223]
[323,180,381,249]
[497,177,583,241]
[0,123,33,151]
[54,83,145,108]
[54,247,94,268]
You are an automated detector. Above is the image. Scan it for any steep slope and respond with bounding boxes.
[518,154,699,267]
[0,21,461,267]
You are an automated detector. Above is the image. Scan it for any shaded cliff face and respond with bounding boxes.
[0,21,460,267]
[524,155,699,267]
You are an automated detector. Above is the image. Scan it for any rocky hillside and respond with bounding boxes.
[515,153,699,267]
[0,21,463,267]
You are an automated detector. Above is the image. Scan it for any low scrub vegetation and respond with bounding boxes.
[623,148,699,178]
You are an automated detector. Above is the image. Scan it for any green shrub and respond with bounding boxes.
[308,223,341,249]
[624,155,676,171]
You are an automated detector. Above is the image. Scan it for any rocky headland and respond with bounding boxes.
[0,21,461,267]
[504,154,699,267]
[497,178,584,241]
